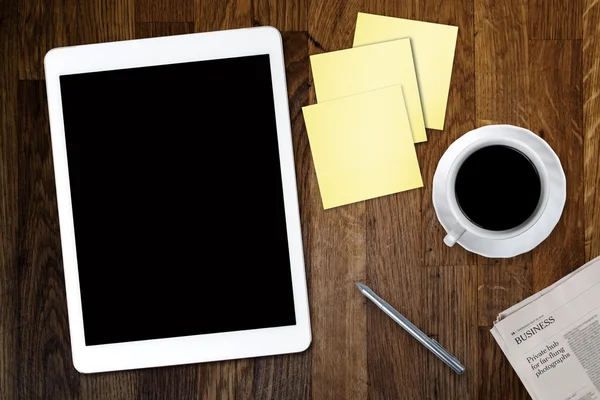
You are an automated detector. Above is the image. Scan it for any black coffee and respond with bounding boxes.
[454,145,541,231]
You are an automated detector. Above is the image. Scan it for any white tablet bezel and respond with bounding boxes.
[44,27,311,374]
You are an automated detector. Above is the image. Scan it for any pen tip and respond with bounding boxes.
[356,282,366,291]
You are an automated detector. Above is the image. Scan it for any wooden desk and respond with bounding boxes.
[1,0,599,399]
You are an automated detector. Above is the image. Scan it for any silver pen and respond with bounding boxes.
[356,283,465,374]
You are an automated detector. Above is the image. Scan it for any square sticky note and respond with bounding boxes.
[310,39,426,143]
[354,12,458,130]
[302,85,423,209]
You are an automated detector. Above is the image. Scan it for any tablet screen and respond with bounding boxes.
[59,54,297,346]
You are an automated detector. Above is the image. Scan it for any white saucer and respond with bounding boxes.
[432,125,566,258]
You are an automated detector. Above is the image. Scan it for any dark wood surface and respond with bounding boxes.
[0,0,599,399]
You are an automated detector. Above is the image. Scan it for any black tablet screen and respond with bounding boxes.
[59,55,297,346]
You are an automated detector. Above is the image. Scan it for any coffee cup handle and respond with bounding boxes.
[444,225,467,247]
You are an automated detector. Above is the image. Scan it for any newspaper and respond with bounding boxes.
[491,256,600,400]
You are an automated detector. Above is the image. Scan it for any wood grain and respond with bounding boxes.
[583,0,600,261]
[135,0,195,22]
[254,354,310,400]
[424,266,478,399]
[477,261,532,326]
[18,0,135,79]
[365,193,425,400]
[16,80,78,399]
[475,0,529,128]
[0,1,19,399]
[530,40,585,291]
[307,0,361,52]
[477,327,530,400]
[197,361,240,400]
[528,0,583,39]
[1,0,597,399]
[19,0,79,79]
[252,31,312,400]
[135,365,197,400]
[194,0,253,32]
[253,0,306,30]
[135,22,195,39]
[80,371,137,400]
[361,0,417,18]
[77,0,136,42]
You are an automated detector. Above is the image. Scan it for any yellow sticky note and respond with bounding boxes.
[310,39,426,143]
[302,85,423,209]
[353,12,458,130]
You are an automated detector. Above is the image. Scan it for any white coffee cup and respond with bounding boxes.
[442,135,550,247]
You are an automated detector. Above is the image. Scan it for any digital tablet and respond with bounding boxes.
[44,27,311,373]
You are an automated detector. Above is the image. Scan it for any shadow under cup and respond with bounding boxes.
[452,144,544,235]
